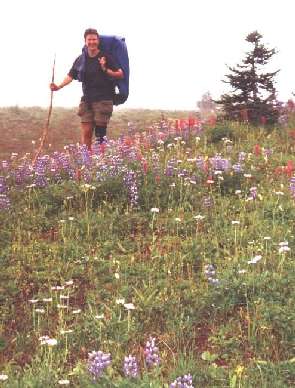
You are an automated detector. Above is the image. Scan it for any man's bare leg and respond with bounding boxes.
[81,122,93,150]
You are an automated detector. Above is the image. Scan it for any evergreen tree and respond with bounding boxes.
[217,31,280,125]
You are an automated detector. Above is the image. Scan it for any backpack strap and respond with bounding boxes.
[100,35,129,105]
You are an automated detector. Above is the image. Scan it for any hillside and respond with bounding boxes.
[0,107,196,159]
[0,114,294,386]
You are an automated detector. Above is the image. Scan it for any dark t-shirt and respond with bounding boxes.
[68,51,119,103]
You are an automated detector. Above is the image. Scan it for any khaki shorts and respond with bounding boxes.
[78,100,113,126]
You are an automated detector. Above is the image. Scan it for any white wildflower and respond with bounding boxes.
[39,336,57,346]
[43,298,53,303]
[57,304,68,309]
[194,215,205,221]
[279,241,288,246]
[60,295,69,300]
[58,380,70,385]
[29,299,39,304]
[46,338,58,346]
[51,286,65,291]
[35,308,45,314]
[248,255,262,264]
[279,246,291,253]
[246,196,254,201]
[60,329,73,335]
[124,303,136,310]
[150,207,159,213]
[95,314,105,320]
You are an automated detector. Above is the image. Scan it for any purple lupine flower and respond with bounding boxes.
[92,141,101,156]
[289,176,295,198]
[0,176,7,194]
[1,160,9,170]
[203,196,213,208]
[0,194,10,210]
[207,277,220,285]
[144,337,160,367]
[204,264,216,278]
[249,186,257,200]
[238,152,246,162]
[219,158,231,171]
[52,152,75,180]
[123,355,139,378]
[196,157,205,171]
[13,162,32,186]
[123,169,138,208]
[263,148,272,158]
[80,145,92,167]
[33,156,50,187]
[88,350,111,380]
[166,159,177,177]
[194,123,203,134]
[204,264,219,286]
[170,374,194,388]
[178,169,189,178]
[210,155,231,172]
[232,163,243,173]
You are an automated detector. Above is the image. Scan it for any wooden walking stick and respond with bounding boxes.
[32,54,56,166]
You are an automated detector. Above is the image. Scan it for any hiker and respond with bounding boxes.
[50,28,124,150]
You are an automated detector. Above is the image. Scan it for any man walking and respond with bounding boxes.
[50,28,124,149]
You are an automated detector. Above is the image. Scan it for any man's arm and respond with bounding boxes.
[104,68,124,79]
[99,56,124,80]
[50,75,73,91]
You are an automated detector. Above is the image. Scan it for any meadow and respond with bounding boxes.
[0,108,294,387]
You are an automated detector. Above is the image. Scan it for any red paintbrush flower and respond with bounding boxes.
[188,117,195,127]
[254,144,261,156]
[286,160,294,176]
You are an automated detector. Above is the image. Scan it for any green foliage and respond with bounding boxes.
[207,125,235,143]
[0,119,294,387]
[217,31,280,125]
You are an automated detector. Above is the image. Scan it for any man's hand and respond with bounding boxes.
[50,83,60,91]
[99,56,107,71]
[50,76,73,90]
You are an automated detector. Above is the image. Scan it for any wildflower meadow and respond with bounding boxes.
[0,112,294,387]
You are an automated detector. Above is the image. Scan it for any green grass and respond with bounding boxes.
[0,114,294,387]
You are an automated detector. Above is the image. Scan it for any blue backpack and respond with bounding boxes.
[76,35,129,105]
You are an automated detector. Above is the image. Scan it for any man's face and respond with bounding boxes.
[85,34,99,50]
